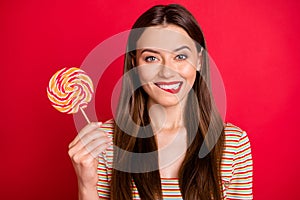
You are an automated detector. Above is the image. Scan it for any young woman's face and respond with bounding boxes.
[135,24,201,107]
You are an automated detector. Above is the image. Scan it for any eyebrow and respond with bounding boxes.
[141,49,160,54]
[173,45,192,52]
[140,45,192,55]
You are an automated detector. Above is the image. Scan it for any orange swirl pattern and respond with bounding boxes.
[47,67,94,114]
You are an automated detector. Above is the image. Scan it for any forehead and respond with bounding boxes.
[136,24,196,52]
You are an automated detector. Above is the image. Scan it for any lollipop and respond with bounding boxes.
[47,67,94,123]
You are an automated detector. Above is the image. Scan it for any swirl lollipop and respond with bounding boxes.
[47,67,94,123]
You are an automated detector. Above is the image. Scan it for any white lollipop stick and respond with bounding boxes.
[80,107,91,124]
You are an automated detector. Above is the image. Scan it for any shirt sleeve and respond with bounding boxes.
[226,131,253,199]
[96,120,114,199]
[96,151,111,199]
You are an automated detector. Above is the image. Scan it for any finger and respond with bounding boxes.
[70,139,112,162]
[73,142,111,169]
[83,137,112,156]
[69,122,102,148]
[69,135,112,158]
[70,130,109,153]
[78,122,103,138]
[89,142,112,159]
[79,129,109,148]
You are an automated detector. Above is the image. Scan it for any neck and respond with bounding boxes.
[147,100,186,132]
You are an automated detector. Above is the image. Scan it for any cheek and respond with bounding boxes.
[180,66,197,86]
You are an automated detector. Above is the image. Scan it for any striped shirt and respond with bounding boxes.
[97,120,253,199]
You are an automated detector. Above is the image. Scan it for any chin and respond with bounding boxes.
[154,98,183,108]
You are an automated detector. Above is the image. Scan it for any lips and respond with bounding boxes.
[154,81,183,94]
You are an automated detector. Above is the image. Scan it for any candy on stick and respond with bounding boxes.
[47,67,94,123]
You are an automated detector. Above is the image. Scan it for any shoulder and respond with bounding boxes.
[223,123,251,148]
[222,122,252,158]
[222,122,252,161]
[221,123,252,168]
[99,119,115,132]
[99,118,115,148]
[221,123,253,198]
[99,119,115,140]
[221,122,252,176]
[222,122,247,157]
[224,122,246,138]
[98,119,115,169]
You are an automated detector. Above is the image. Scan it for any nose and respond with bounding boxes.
[158,58,176,78]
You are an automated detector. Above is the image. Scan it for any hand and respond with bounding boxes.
[68,122,112,190]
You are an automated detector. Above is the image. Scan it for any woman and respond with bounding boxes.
[68,4,253,200]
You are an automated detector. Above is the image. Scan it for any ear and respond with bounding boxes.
[131,58,135,67]
[196,47,203,71]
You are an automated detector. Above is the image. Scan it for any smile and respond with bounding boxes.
[154,81,183,94]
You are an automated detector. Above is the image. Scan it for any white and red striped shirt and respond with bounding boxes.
[97,120,253,199]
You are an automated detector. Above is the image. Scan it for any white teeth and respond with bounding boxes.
[157,83,180,90]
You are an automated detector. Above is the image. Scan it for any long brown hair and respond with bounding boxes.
[111,4,225,199]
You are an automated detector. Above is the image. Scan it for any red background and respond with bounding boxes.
[1,0,299,199]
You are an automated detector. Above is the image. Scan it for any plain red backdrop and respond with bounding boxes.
[1,0,299,199]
